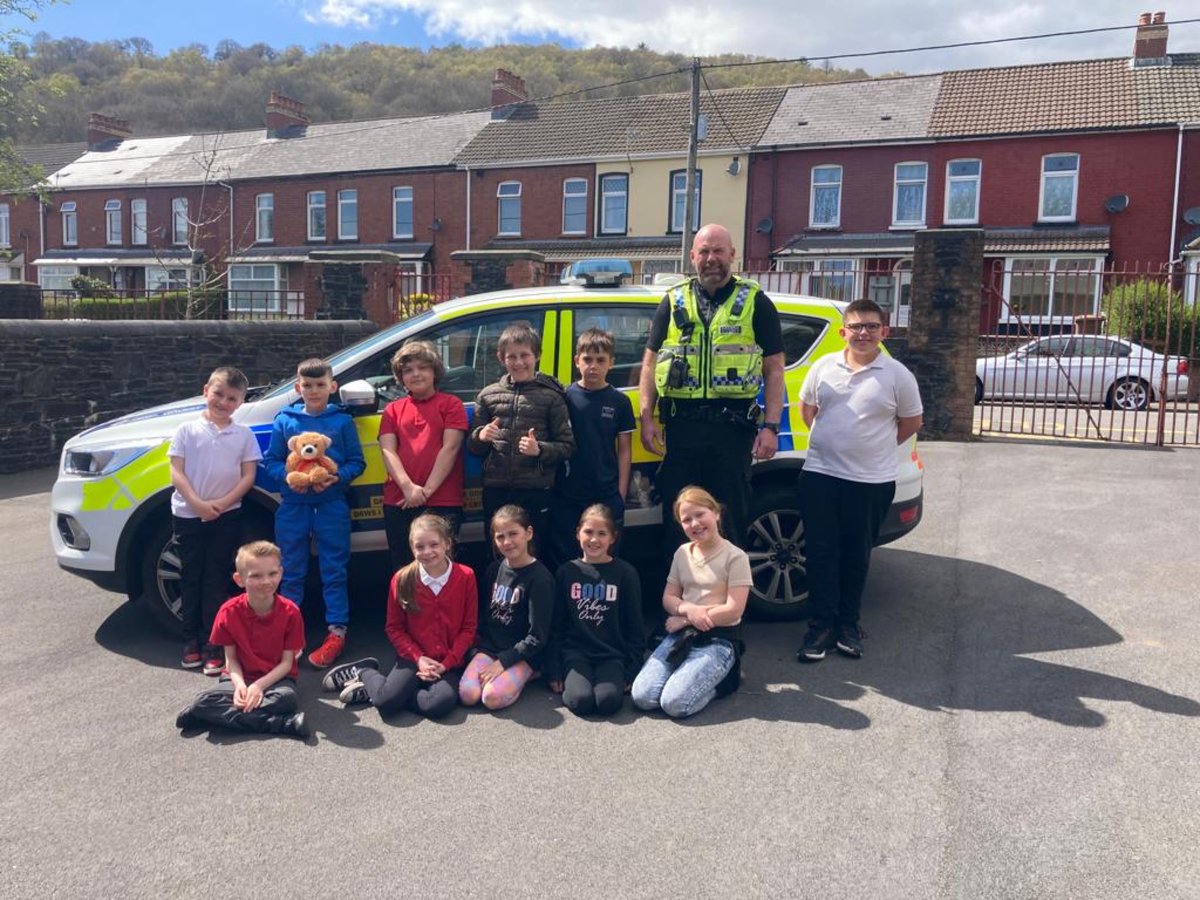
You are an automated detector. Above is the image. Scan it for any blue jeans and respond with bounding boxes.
[631,631,735,718]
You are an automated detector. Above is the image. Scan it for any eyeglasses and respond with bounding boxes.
[844,322,883,334]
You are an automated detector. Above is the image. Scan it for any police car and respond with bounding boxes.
[50,269,924,633]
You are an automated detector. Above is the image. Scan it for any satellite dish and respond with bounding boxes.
[755,217,774,234]
[1183,207,1200,225]
[1104,194,1129,214]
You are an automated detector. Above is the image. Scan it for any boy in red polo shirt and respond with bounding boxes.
[379,340,468,570]
[175,541,309,738]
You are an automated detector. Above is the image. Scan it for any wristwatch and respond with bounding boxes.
[761,421,780,434]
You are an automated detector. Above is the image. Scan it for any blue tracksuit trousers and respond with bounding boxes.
[275,496,351,627]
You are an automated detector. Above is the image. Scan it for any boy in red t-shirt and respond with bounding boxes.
[379,340,468,570]
[175,541,309,738]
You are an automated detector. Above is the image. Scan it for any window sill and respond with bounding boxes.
[1035,219,1078,226]
[805,225,841,232]
[393,234,415,241]
[943,220,979,227]
[888,224,924,231]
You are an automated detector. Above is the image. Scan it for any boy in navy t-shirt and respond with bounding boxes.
[548,328,636,566]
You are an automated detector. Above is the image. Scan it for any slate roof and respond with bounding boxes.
[455,87,787,166]
[46,112,491,190]
[17,142,88,177]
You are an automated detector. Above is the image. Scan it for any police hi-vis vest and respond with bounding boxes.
[654,276,764,400]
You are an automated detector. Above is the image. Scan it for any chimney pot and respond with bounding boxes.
[1132,10,1169,64]
[1138,12,1152,25]
[1151,11,1165,24]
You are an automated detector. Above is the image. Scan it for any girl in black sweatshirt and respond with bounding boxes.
[459,505,555,710]
[548,504,644,716]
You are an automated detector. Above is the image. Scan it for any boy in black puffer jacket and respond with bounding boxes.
[468,322,575,562]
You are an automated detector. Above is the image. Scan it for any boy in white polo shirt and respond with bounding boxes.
[168,366,262,674]
[797,299,923,662]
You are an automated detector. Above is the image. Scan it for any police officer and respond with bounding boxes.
[638,223,785,556]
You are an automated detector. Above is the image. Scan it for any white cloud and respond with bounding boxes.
[303,0,1200,74]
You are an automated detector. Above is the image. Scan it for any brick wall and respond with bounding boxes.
[467,164,596,248]
[0,319,378,473]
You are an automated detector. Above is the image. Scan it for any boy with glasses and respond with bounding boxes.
[796,299,923,662]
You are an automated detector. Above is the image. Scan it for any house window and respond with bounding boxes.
[599,174,628,235]
[146,265,199,292]
[1003,256,1102,322]
[307,191,326,240]
[497,181,521,236]
[60,202,78,246]
[809,165,842,228]
[562,178,587,235]
[39,264,79,291]
[1040,154,1079,222]
[669,170,701,233]
[0,203,9,247]
[392,186,413,239]
[1185,257,1199,307]
[337,189,358,240]
[0,265,18,282]
[892,162,927,227]
[256,193,274,242]
[228,263,287,313]
[172,197,188,245]
[105,200,122,245]
[131,198,147,245]
[944,159,981,224]
[779,257,857,302]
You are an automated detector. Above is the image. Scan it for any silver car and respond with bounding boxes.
[976,335,1190,411]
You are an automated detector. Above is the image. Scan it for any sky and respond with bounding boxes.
[4,0,1199,76]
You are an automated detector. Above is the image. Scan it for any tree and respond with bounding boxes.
[0,0,55,194]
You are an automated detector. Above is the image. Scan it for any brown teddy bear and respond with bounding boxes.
[285,431,339,492]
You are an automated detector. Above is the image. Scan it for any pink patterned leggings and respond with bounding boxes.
[459,652,535,710]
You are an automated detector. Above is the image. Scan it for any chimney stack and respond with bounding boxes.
[1132,11,1169,66]
[490,69,527,120]
[87,113,132,151]
[265,91,310,139]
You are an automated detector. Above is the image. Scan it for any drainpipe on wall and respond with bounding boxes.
[1169,124,1184,265]
[464,167,472,251]
[37,199,45,285]
[218,181,235,270]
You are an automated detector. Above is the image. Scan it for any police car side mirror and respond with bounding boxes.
[339,379,378,417]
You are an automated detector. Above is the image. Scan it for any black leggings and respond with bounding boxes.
[359,660,460,719]
[562,657,626,717]
[184,677,297,733]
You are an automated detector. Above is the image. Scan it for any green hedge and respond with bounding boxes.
[42,290,226,320]
[1101,279,1198,358]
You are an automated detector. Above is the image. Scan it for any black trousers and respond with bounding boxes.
[382,505,463,572]
[562,657,626,717]
[657,416,755,561]
[184,676,298,734]
[360,659,461,719]
[800,471,895,629]
[174,509,242,645]
[482,486,551,559]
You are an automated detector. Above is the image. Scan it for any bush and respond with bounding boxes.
[68,275,116,298]
[1101,278,1198,358]
[42,289,226,320]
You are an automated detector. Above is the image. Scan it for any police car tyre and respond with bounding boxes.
[744,485,809,621]
[1107,377,1151,412]
[138,517,185,637]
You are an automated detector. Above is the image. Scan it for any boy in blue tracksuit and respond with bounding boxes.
[260,358,365,668]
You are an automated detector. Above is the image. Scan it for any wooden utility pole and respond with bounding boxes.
[681,57,700,271]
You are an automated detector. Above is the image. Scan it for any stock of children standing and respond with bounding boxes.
[261,358,365,669]
[796,298,923,663]
[466,322,575,560]
[168,366,261,675]
[378,340,468,570]
[548,327,636,566]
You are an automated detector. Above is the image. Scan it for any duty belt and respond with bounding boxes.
[662,398,761,430]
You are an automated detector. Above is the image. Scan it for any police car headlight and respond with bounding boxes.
[62,442,157,477]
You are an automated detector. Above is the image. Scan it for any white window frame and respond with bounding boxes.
[130,198,147,245]
[145,265,200,292]
[1183,256,1199,307]
[777,256,859,302]
[944,159,981,225]
[497,181,522,236]
[0,264,18,282]
[61,202,78,246]
[39,264,79,291]
[1039,153,1080,222]
[892,162,928,228]
[228,263,287,313]
[562,178,587,235]
[171,197,188,245]
[337,189,358,240]
[0,203,9,247]
[104,199,122,245]
[1001,255,1103,324]
[809,165,842,229]
[255,193,274,243]
[599,173,628,235]
[669,169,701,233]
[307,191,326,240]
[392,186,413,239]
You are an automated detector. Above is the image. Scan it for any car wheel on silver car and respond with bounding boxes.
[1108,377,1151,412]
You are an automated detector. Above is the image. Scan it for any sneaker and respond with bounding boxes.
[338,679,369,705]
[202,644,225,676]
[175,705,199,730]
[798,625,835,662]
[281,712,310,738]
[836,623,866,659]
[321,657,380,692]
[180,640,202,669]
[307,632,346,669]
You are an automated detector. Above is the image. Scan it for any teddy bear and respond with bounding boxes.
[285,431,339,492]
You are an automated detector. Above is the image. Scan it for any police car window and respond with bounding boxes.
[780,315,829,367]
[572,306,654,387]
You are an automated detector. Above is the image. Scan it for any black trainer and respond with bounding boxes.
[798,625,835,662]
[321,657,379,692]
[836,623,866,659]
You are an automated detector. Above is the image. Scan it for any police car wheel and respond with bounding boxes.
[138,518,185,637]
[744,486,809,620]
